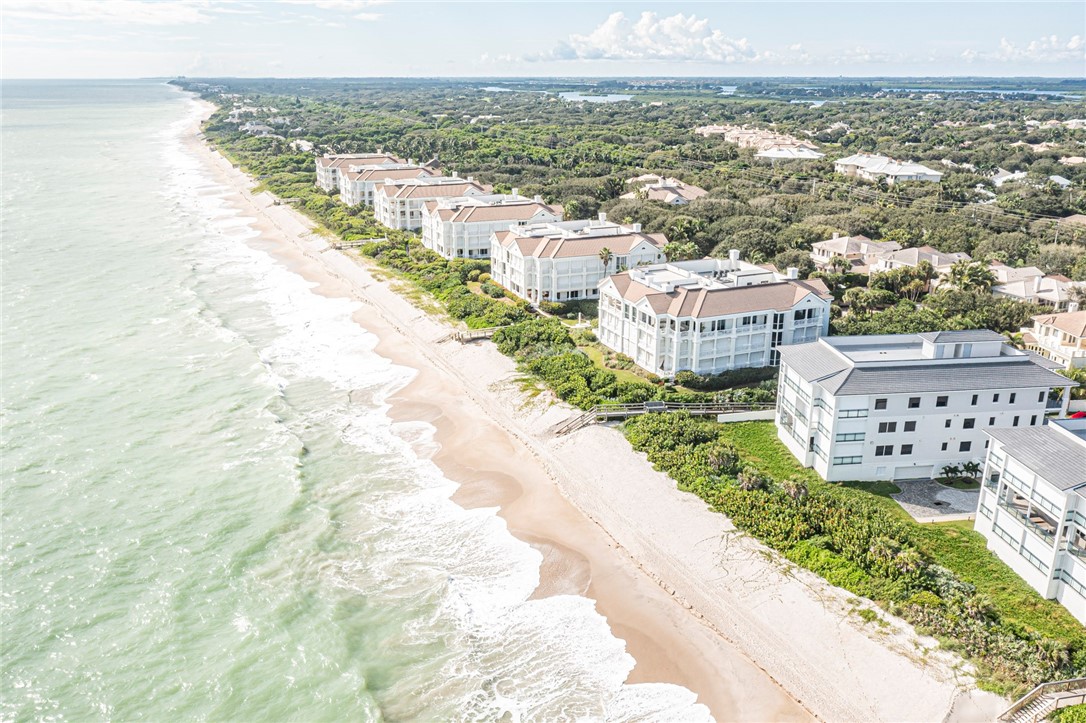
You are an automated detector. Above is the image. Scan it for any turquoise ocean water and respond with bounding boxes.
[0,81,708,721]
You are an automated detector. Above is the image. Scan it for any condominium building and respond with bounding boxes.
[834,153,944,184]
[419,192,562,260]
[776,330,1077,482]
[339,164,435,206]
[489,215,667,305]
[974,418,1086,625]
[810,233,902,272]
[597,254,832,376]
[373,176,491,230]
[1023,309,1086,369]
[314,152,405,191]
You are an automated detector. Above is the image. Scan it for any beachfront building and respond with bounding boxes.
[1023,310,1086,369]
[339,165,435,206]
[489,215,667,305]
[373,176,492,230]
[775,330,1077,482]
[315,152,405,191]
[834,153,944,184]
[596,254,832,376]
[870,245,970,276]
[810,233,901,272]
[973,418,1086,625]
[992,274,1086,311]
[620,175,708,205]
[419,192,562,260]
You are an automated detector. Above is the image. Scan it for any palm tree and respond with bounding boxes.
[563,199,581,221]
[946,261,996,293]
[663,241,698,262]
[962,461,982,479]
[828,256,852,274]
[598,247,613,272]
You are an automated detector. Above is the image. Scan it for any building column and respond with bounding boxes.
[1060,385,1072,417]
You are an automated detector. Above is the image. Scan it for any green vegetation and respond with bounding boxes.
[1050,704,1086,723]
[623,417,1086,695]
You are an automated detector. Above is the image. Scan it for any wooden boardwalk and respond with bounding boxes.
[555,401,775,436]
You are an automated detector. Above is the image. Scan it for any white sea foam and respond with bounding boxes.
[161,94,713,722]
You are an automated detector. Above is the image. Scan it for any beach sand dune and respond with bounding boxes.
[185,97,1007,723]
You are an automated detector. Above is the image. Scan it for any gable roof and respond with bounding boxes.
[1033,310,1086,338]
[987,426,1086,491]
[605,275,831,319]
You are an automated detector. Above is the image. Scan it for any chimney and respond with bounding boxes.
[1068,301,1080,313]
[511,187,519,198]
[598,212,607,224]
[832,232,839,239]
[632,223,642,232]
[729,249,741,264]
[452,171,459,178]
[408,158,415,166]
[377,147,383,154]
[533,194,542,203]
[1033,275,1043,294]
[467,175,474,183]
[787,267,799,279]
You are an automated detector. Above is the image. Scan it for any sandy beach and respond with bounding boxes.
[185,97,1008,722]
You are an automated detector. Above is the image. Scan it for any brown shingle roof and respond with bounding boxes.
[1033,310,1086,338]
[318,153,404,169]
[610,275,831,319]
[507,232,668,259]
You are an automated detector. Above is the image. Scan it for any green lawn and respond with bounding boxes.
[713,421,1086,649]
[579,344,651,387]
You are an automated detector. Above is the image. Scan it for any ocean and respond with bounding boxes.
[0,81,708,721]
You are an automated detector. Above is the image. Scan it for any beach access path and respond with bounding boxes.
[186,99,1007,723]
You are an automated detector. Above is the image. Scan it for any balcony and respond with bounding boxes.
[984,473,1000,492]
[999,495,1057,545]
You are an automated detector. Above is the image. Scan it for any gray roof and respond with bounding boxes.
[825,359,1073,395]
[987,426,1086,491]
[778,342,849,383]
[917,330,1007,343]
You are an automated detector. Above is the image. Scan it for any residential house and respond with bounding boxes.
[993,274,1086,311]
[988,261,1045,286]
[489,215,667,305]
[620,175,708,205]
[1023,309,1086,369]
[339,164,436,206]
[314,152,405,191]
[597,254,832,376]
[419,192,562,260]
[991,168,1029,187]
[834,153,944,184]
[373,176,492,230]
[776,330,1076,482]
[870,245,970,276]
[810,233,901,272]
[974,418,1086,625]
[755,144,826,161]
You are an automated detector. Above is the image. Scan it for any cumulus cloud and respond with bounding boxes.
[963,34,1085,63]
[529,12,759,63]
[3,0,212,24]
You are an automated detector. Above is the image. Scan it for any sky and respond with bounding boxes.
[2,0,1085,79]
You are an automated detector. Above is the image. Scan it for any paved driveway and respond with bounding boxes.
[891,478,979,522]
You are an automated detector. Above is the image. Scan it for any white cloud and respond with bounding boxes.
[964,34,1085,63]
[529,11,759,64]
[279,0,385,18]
[2,0,212,25]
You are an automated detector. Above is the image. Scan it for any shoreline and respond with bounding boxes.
[183,96,1007,722]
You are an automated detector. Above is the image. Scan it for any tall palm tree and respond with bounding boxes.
[598,247,613,272]
[947,261,997,293]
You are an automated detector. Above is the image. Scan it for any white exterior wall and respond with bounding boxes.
[776,369,1056,482]
[316,163,338,191]
[597,286,830,376]
[339,178,382,207]
[1029,323,1086,369]
[490,239,664,304]
[375,187,486,230]
[421,212,561,260]
[974,440,1086,625]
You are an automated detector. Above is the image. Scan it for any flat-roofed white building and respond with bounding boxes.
[597,254,832,376]
[776,330,1077,482]
[489,215,667,305]
[834,153,943,184]
[810,233,901,272]
[339,164,435,206]
[1023,309,1086,369]
[373,176,491,230]
[974,418,1086,625]
[419,192,562,260]
[315,152,405,191]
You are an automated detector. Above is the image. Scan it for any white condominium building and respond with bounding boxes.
[339,164,435,206]
[315,152,405,191]
[834,153,944,184]
[1023,309,1086,369]
[975,418,1086,625]
[597,254,832,376]
[419,192,562,260]
[489,215,667,305]
[373,176,491,230]
[776,330,1077,482]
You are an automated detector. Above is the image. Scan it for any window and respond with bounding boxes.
[941,442,948,451]
[908,397,921,409]
[878,422,897,433]
[875,445,893,456]
[1031,415,1038,425]
[839,409,868,418]
[832,455,862,465]
[874,398,887,410]
[993,393,1000,403]
[1009,393,1017,404]
[904,421,917,432]
[1039,391,1045,403]
[945,419,952,428]
[901,444,913,455]
[963,418,976,429]
[1013,415,1020,427]
[959,441,972,452]
[989,417,995,426]
[971,394,978,406]
[835,432,865,442]
[936,396,949,407]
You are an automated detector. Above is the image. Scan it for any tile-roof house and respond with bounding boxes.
[1024,309,1086,369]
